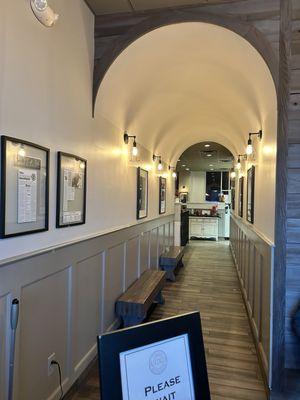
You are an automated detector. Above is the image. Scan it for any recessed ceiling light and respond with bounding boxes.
[210,168,214,171]
[186,168,190,171]
[209,164,213,167]
[207,154,212,157]
[182,164,186,167]
[178,159,181,161]
[204,144,210,148]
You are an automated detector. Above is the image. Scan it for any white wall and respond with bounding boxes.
[232,112,277,243]
[0,0,175,262]
[189,171,206,202]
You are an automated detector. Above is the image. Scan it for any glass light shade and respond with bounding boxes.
[236,162,241,170]
[230,171,236,179]
[132,145,138,156]
[172,172,177,178]
[246,144,253,155]
[157,163,163,171]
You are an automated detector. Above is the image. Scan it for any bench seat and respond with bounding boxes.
[116,269,166,327]
[160,246,185,281]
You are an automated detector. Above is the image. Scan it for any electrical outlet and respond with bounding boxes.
[47,353,56,376]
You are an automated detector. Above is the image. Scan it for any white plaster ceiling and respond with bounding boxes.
[95,23,277,165]
[177,142,233,172]
[85,0,234,15]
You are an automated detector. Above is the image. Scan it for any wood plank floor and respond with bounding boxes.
[68,241,267,400]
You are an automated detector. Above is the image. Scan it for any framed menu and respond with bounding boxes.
[97,312,211,400]
[247,166,255,224]
[137,167,148,220]
[56,152,87,228]
[0,136,49,238]
[159,177,166,214]
[238,176,244,218]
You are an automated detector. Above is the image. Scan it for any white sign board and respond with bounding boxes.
[120,334,195,400]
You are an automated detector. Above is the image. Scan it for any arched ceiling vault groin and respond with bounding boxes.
[95,22,277,164]
[92,5,279,113]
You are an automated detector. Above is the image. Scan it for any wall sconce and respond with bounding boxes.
[169,166,177,178]
[153,154,163,171]
[235,154,247,170]
[246,129,263,155]
[230,171,236,179]
[31,0,59,27]
[124,132,138,156]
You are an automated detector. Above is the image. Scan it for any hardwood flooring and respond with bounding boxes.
[68,240,267,400]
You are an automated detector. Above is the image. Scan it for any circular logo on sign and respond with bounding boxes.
[149,350,168,375]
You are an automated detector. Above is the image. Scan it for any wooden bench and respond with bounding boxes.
[159,246,185,282]
[116,270,166,327]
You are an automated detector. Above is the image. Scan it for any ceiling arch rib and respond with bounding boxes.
[95,22,277,164]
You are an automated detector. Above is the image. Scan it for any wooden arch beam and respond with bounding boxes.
[92,6,279,116]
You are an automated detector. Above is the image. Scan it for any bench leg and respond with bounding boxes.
[122,314,145,328]
[166,269,176,282]
[178,258,184,268]
[154,290,165,305]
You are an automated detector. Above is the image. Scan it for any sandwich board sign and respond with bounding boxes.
[97,312,211,400]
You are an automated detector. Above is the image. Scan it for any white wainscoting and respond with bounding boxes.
[230,214,274,388]
[0,214,174,400]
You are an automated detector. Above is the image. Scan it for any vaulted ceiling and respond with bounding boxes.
[94,22,277,165]
[85,0,238,15]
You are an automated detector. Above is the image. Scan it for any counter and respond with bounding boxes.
[189,216,219,240]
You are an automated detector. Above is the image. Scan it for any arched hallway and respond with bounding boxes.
[69,240,267,400]
[0,1,299,400]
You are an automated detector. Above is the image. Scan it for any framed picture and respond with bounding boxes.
[159,176,166,214]
[247,166,255,224]
[0,135,49,238]
[238,176,244,218]
[97,312,211,400]
[231,177,236,211]
[137,167,148,220]
[56,152,87,228]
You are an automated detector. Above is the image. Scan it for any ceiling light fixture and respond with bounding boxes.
[204,144,210,148]
[246,129,263,155]
[230,171,236,179]
[124,132,138,156]
[207,153,212,157]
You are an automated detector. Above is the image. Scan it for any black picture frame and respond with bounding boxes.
[97,312,211,400]
[137,167,148,220]
[238,176,244,218]
[56,152,87,228]
[159,176,167,214]
[231,176,236,211]
[247,166,255,224]
[0,135,49,238]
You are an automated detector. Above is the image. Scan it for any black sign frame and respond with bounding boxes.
[97,312,211,400]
